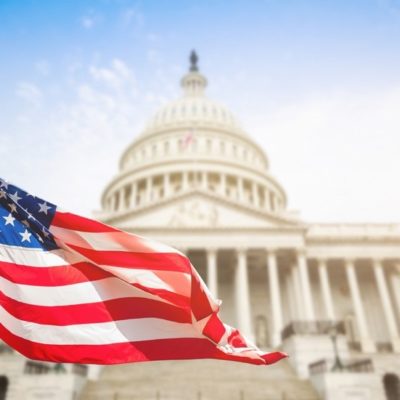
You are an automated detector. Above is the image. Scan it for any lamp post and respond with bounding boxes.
[328,322,344,372]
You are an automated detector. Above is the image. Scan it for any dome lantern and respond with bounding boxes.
[180,50,207,97]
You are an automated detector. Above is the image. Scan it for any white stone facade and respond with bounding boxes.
[89,54,400,399]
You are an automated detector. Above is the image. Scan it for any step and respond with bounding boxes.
[81,359,319,400]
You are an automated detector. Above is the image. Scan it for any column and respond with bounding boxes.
[219,174,226,196]
[297,250,315,320]
[117,190,124,211]
[145,177,152,203]
[237,177,244,202]
[252,182,260,207]
[163,174,171,198]
[235,248,253,340]
[110,193,116,212]
[345,259,375,353]
[267,250,283,346]
[264,188,270,211]
[270,192,275,211]
[129,182,137,208]
[182,171,189,191]
[318,259,336,321]
[389,264,400,321]
[206,248,218,298]
[373,260,400,352]
[201,171,208,190]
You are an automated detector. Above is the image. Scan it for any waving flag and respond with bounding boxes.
[0,178,286,366]
[180,128,195,151]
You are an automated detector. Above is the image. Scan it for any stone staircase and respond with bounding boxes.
[80,358,319,400]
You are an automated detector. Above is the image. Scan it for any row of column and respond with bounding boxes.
[204,248,400,352]
[107,173,280,212]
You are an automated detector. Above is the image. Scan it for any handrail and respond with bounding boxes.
[309,358,373,375]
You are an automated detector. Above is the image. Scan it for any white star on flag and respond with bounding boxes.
[9,191,22,203]
[8,203,17,213]
[38,201,51,215]
[3,213,15,226]
[19,229,32,243]
[42,227,50,238]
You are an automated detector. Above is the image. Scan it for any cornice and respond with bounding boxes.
[101,188,301,228]
[119,125,269,171]
[101,158,287,206]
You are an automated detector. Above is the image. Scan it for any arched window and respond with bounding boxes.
[383,373,400,400]
[0,376,9,400]
[164,141,170,155]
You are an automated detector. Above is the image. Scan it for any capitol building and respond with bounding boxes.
[1,52,400,400]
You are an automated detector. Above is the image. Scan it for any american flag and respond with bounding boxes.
[180,128,195,151]
[0,178,286,365]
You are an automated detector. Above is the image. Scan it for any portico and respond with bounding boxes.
[177,243,400,355]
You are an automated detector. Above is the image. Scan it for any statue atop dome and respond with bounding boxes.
[181,50,207,96]
[189,50,199,72]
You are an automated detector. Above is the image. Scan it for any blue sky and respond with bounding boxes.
[1,0,400,222]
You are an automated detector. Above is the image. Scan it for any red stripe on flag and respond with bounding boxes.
[0,261,113,286]
[66,244,191,273]
[202,313,225,344]
[190,269,213,320]
[131,282,190,309]
[0,323,285,365]
[0,291,190,325]
[52,212,118,233]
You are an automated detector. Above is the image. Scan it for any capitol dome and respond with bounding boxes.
[100,51,293,227]
[142,62,244,136]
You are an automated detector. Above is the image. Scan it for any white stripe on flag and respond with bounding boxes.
[50,226,182,254]
[0,243,82,267]
[0,306,201,345]
[0,275,169,306]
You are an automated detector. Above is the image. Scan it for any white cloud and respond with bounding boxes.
[89,59,136,91]
[15,82,43,107]
[3,58,172,217]
[80,12,103,30]
[81,16,95,29]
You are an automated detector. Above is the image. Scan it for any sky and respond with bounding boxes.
[1,0,400,223]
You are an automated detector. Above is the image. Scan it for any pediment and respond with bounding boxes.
[107,191,300,230]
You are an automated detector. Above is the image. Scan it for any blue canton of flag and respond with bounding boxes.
[0,178,58,251]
